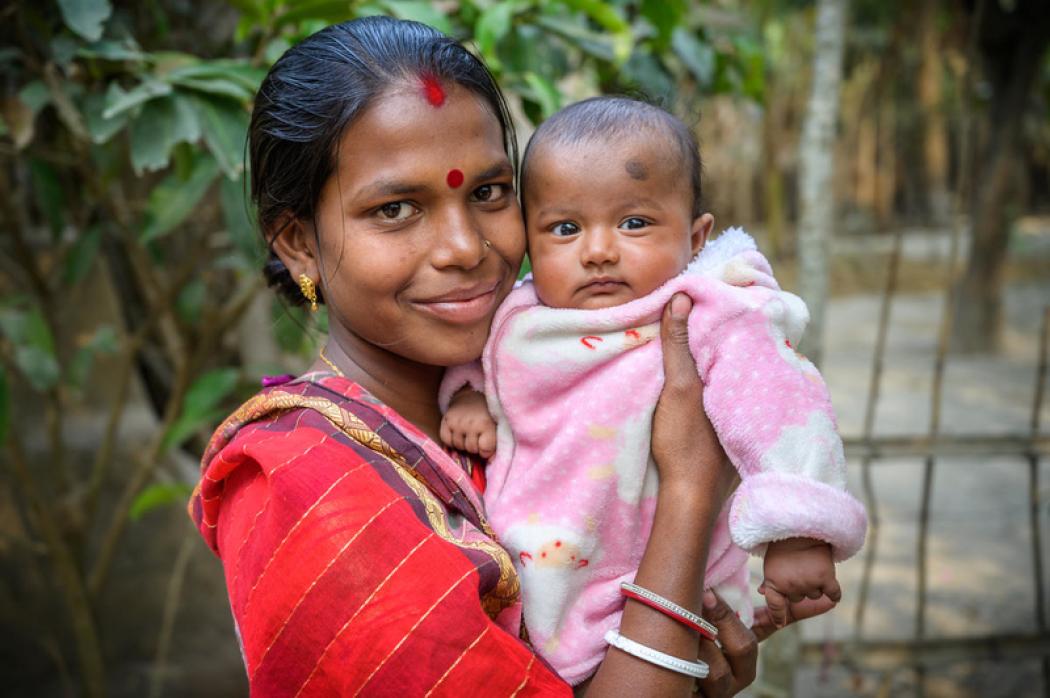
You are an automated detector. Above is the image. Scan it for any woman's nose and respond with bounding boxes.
[431,204,486,270]
[580,227,620,267]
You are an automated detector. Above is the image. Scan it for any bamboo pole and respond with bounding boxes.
[914,2,985,693]
[1029,307,1050,696]
[853,222,903,640]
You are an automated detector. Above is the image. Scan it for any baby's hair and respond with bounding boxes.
[520,96,703,218]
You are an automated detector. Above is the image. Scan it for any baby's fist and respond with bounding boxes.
[439,389,498,459]
[759,537,840,629]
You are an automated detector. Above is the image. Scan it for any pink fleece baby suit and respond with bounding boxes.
[440,228,867,684]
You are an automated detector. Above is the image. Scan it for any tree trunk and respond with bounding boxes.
[796,0,848,368]
[951,0,1050,353]
[917,0,951,223]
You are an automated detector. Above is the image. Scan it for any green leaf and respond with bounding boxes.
[29,159,64,237]
[381,1,453,35]
[622,50,674,102]
[77,39,147,62]
[563,0,629,33]
[522,72,560,119]
[273,0,355,28]
[62,226,103,286]
[220,176,262,264]
[640,0,686,51]
[50,35,79,66]
[57,0,113,41]
[190,95,248,179]
[165,60,265,93]
[68,325,118,389]
[24,307,56,355]
[534,16,616,62]
[102,80,172,120]
[0,366,9,445]
[0,308,26,345]
[15,347,59,392]
[475,2,519,67]
[169,76,254,102]
[82,91,127,144]
[19,82,51,116]
[171,93,202,144]
[175,279,206,324]
[672,28,715,87]
[130,96,179,174]
[129,482,194,521]
[183,368,240,416]
[12,308,59,391]
[161,368,240,452]
[141,153,220,242]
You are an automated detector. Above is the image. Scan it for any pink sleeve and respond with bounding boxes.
[691,290,867,562]
[438,361,486,413]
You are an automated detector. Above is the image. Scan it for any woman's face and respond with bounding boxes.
[308,83,524,367]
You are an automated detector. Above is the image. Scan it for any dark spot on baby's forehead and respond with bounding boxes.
[625,159,648,181]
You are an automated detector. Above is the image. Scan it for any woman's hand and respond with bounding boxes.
[694,591,838,697]
[651,293,736,502]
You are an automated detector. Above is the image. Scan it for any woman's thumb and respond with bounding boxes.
[661,293,694,383]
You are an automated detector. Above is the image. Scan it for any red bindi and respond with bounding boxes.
[421,75,445,107]
[446,168,464,188]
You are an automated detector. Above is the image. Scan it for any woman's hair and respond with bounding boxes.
[250,16,518,307]
[520,96,703,218]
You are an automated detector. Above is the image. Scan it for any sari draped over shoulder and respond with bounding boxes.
[189,374,570,697]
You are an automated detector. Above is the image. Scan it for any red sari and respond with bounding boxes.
[189,374,571,696]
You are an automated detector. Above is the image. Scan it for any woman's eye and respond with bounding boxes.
[378,202,415,221]
[471,183,508,202]
[551,222,580,237]
[622,217,648,230]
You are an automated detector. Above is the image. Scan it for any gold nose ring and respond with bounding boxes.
[483,239,492,248]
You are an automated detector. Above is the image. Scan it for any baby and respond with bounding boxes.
[439,96,867,684]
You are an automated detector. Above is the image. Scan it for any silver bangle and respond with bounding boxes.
[621,582,719,640]
[604,629,710,679]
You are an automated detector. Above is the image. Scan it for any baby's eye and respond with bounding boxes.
[377,202,417,221]
[551,222,581,237]
[471,183,509,202]
[621,217,648,230]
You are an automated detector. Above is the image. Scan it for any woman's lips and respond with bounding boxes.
[411,280,501,324]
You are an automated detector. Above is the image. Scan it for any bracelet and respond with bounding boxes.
[620,582,718,641]
[604,629,710,679]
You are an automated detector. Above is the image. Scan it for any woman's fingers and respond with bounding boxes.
[695,591,758,696]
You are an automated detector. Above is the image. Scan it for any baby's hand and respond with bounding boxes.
[439,389,497,459]
[759,537,840,629]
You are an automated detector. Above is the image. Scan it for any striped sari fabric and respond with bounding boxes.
[189,375,571,696]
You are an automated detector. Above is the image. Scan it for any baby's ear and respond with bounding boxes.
[690,213,715,255]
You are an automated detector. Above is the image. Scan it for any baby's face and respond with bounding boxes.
[524,132,710,309]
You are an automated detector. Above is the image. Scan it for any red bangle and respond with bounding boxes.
[620,582,718,641]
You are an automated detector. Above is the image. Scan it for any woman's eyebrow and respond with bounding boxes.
[358,179,427,199]
[473,161,514,181]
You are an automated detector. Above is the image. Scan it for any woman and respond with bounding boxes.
[190,16,831,696]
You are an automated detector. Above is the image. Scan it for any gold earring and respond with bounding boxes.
[298,274,318,313]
